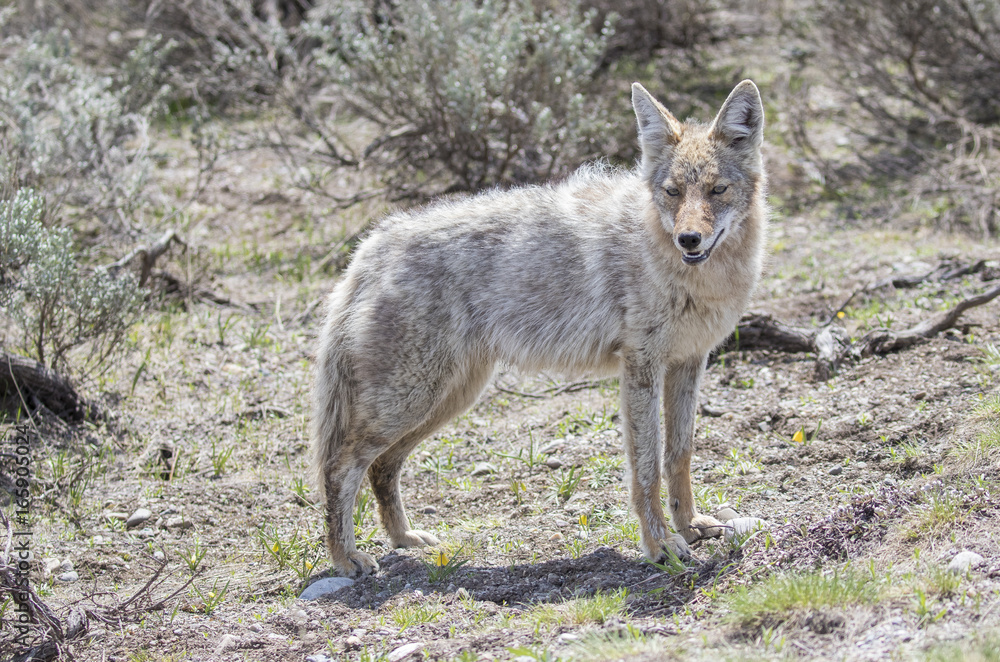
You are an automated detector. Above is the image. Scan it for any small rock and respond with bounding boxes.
[419,506,437,515]
[299,577,355,600]
[557,632,580,643]
[136,527,156,539]
[552,518,570,528]
[758,421,771,432]
[716,507,739,522]
[829,466,843,476]
[456,587,470,600]
[58,571,79,583]
[164,516,193,530]
[248,623,263,633]
[913,392,927,401]
[153,551,165,562]
[306,654,332,662]
[388,643,423,662]
[214,634,238,655]
[105,512,129,523]
[92,536,104,545]
[948,551,985,574]
[545,457,563,470]
[344,635,362,650]
[538,441,566,454]
[549,532,564,541]
[126,508,152,529]
[43,558,61,575]
[288,608,308,621]
[59,560,74,572]
[724,517,769,542]
[701,404,727,417]
[470,462,497,476]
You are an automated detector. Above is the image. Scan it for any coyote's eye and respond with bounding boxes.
[665,187,680,197]
[712,185,728,194]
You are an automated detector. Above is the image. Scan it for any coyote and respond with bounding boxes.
[313,80,767,577]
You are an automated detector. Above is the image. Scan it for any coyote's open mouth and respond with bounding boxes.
[681,229,725,265]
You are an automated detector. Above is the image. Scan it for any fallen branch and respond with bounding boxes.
[721,282,1000,379]
[103,230,187,287]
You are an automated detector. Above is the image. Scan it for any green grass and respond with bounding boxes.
[725,568,881,628]
[924,631,1000,661]
[529,588,630,627]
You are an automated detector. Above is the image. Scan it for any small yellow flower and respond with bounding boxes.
[272,543,281,553]
[579,514,588,527]
[792,428,805,443]
[208,592,216,599]
[837,311,846,319]
[435,551,450,567]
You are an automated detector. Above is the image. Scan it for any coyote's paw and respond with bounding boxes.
[682,514,725,544]
[335,551,379,578]
[392,529,441,548]
[649,533,690,564]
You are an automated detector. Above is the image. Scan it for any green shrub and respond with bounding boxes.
[0,24,170,226]
[306,0,622,195]
[0,189,143,375]
[805,0,1000,235]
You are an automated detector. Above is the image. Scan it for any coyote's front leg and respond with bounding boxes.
[663,355,724,543]
[622,354,689,562]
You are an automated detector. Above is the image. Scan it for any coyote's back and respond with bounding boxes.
[313,81,767,577]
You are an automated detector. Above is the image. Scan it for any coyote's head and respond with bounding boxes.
[632,80,765,265]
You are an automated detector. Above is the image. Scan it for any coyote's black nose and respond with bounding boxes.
[677,232,702,250]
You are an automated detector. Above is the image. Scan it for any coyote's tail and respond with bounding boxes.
[310,290,354,503]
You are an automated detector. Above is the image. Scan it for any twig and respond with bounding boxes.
[103,230,187,287]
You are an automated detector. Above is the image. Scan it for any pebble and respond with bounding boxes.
[299,577,356,600]
[214,634,238,655]
[105,512,129,523]
[552,518,570,528]
[545,457,563,470]
[829,466,843,476]
[126,508,152,529]
[716,507,739,522]
[59,560,74,572]
[43,558,61,575]
[471,462,497,476]
[58,571,79,583]
[419,506,437,515]
[344,635,362,650]
[948,551,985,574]
[306,654,332,662]
[164,516,193,530]
[153,551,165,562]
[288,608,308,621]
[388,643,423,662]
[248,623,263,633]
[549,532,564,541]
[538,441,566,454]
[724,517,769,542]
[135,528,156,539]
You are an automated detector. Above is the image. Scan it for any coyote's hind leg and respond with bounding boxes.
[323,445,383,577]
[368,362,494,549]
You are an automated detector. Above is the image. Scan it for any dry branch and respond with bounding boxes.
[725,282,1000,379]
[103,229,187,287]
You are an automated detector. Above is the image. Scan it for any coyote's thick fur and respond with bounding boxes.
[313,81,768,577]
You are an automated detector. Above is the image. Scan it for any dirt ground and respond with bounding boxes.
[5,128,1000,662]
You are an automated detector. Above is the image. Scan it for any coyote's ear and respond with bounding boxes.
[711,80,764,150]
[632,82,682,158]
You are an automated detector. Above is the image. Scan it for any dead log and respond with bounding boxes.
[0,354,92,422]
[719,282,1000,379]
